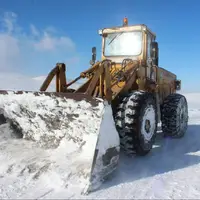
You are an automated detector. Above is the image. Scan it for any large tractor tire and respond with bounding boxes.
[114,91,158,156]
[161,93,188,138]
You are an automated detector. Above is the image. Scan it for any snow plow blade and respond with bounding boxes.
[0,90,120,194]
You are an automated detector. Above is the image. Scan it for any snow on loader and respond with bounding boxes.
[0,18,188,194]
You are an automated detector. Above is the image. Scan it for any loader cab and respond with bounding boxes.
[98,18,158,67]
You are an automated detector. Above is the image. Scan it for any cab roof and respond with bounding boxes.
[99,23,156,38]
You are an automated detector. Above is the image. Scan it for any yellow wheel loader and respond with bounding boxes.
[0,18,188,194]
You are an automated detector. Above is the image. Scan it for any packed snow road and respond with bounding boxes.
[0,93,200,199]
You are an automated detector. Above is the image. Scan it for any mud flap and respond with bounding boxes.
[0,90,120,195]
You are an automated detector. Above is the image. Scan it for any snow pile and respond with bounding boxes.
[0,91,104,149]
[0,91,113,198]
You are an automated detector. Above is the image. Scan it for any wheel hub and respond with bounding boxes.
[141,106,156,142]
[145,119,151,133]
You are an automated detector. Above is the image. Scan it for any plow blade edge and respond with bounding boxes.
[0,90,120,194]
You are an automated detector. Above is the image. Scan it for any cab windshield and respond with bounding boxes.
[104,31,143,57]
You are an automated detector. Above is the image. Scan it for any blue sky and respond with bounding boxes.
[0,0,199,92]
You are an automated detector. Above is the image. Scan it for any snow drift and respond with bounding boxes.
[0,91,120,198]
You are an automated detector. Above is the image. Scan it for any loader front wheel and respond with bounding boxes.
[114,91,157,156]
[161,93,188,138]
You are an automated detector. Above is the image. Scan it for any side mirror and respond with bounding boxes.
[175,80,181,90]
[151,42,159,66]
[90,47,96,65]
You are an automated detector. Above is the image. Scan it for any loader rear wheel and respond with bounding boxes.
[114,91,157,156]
[161,93,188,138]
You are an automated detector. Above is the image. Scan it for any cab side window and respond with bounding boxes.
[147,33,152,61]
[147,33,156,81]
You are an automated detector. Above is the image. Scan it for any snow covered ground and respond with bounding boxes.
[0,92,200,199]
